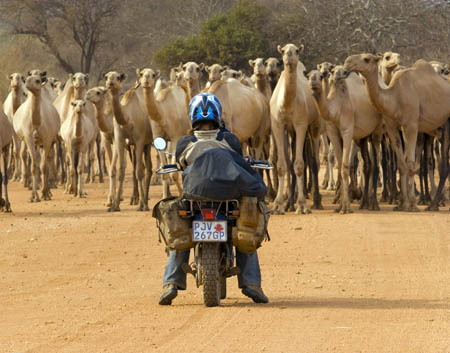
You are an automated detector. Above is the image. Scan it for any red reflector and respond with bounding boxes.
[201,209,216,220]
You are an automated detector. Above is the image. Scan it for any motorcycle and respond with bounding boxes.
[153,137,271,307]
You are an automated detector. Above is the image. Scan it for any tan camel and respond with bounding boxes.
[13,74,60,202]
[0,103,13,211]
[60,100,96,197]
[207,78,270,160]
[4,73,27,182]
[85,86,116,205]
[138,68,190,198]
[270,44,323,214]
[265,57,282,92]
[344,54,450,211]
[105,71,153,211]
[309,66,383,213]
[183,62,204,100]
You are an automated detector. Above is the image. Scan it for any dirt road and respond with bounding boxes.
[1,175,450,352]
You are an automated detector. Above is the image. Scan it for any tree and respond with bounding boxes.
[0,0,119,74]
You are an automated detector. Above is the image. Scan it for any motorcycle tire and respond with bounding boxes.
[202,243,221,307]
[220,276,227,299]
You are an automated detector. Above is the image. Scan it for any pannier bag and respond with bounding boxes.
[152,196,193,252]
[232,197,271,253]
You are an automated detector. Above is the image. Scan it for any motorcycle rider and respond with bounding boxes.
[159,93,269,305]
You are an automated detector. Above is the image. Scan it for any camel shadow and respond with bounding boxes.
[220,296,450,310]
[13,207,148,218]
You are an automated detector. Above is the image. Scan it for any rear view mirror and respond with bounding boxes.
[153,137,167,151]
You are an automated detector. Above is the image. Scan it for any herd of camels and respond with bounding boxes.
[1,43,449,216]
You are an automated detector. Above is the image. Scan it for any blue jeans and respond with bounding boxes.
[162,248,262,290]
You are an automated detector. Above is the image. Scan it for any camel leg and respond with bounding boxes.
[96,135,104,183]
[292,123,310,214]
[109,137,125,212]
[326,124,342,205]
[427,137,437,202]
[151,151,162,185]
[143,144,152,211]
[380,135,389,203]
[129,146,139,205]
[168,142,182,195]
[27,139,40,202]
[20,142,29,186]
[12,134,21,181]
[321,134,330,189]
[107,143,118,209]
[40,146,51,201]
[358,138,371,210]
[403,124,420,212]
[135,143,148,211]
[271,122,288,214]
[338,129,353,214]
[159,150,171,199]
[1,147,11,212]
[66,149,74,194]
[327,142,336,191]
[77,152,87,197]
[369,133,381,211]
[309,125,323,210]
[426,121,450,211]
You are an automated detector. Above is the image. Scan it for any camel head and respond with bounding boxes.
[86,86,107,104]
[343,54,379,76]
[71,72,89,89]
[205,64,228,82]
[70,99,86,115]
[330,65,351,86]
[249,58,266,78]
[277,44,304,67]
[183,62,204,83]
[137,68,160,89]
[430,61,450,76]
[265,57,281,80]
[25,74,47,93]
[8,73,25,90]
[104,71,127,91]
[28,69,47,78]
[317,62,335,80]
[221,69,242,80]
[378,52,401,71]
[307,70,322,93]
[169,62,183,82]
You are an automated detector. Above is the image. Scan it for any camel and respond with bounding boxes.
[60,100,96,197]
[0,103,13,212]
[265,57,282,92]
[343,53,450,211]
[105,71,153,211]
[220,69,253,87]
[4,73,27,182]
[13,74,60,202]
[138,68,190,198]
[270,43,323,214]
[207,78,270,161]
[309,66,383,213]
[182,62,204,100]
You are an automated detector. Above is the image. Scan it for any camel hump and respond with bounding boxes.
[208,79,227,94]
[412,59,435,74]
[122,86,137,104]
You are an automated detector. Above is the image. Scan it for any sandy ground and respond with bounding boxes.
[1,171,450,353]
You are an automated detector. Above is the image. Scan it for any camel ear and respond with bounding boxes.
[205,66,210,73]
[249,59,254,67]
[7,74,11,81]
[222,65,228,71]
[374,56,380,63]
[41,76,47,84]
[298,44,304,54]
[69,73,73,80]
[85,74,89,84]
[41,71,47,77]
[70,101,76,106]
[303,70,307,78]
[198,63,204,71]
[277,45,283,55]
[28,71,32,76]
[119,73,127,81]
[136,68,141,77]
[182,63,187,71]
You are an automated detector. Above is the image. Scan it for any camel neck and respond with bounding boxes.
[142,86,163,124]
[322,77,331,96]
[74,86,86,100]
[311,84,331,121]
[187,79,200,100]
[30,91,41,130]
[11,87,23,114]
[282,64,297,110]
[75,112,82,138]
[363,68,394,117]
[255,75,271,99]
[94,99,110,133]
[109,89,129,126]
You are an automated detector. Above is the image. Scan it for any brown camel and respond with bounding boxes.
[183,62,204,101]
[0,102,13,211]
[270,44,323,214]
[105,71,153,211]
[344,54,450,211]
[13,74,60,202]
[309,66,383,213]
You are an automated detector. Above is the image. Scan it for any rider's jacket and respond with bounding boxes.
[175,129,242,170]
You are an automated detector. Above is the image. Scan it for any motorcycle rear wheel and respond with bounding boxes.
[202,243,221,307]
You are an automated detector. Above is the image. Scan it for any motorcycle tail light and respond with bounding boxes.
[231,210,240,216]
[201,209,216,220]
[178,210,188,216]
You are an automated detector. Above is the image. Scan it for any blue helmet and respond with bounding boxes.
[188,93,222,128]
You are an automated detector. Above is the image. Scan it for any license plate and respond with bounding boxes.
[192,221,227,242]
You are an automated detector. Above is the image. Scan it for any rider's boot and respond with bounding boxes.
[158,284,178,305]
[242,285,269,304]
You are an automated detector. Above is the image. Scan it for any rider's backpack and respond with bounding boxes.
[232,196,271,253]
[152,196,193,252]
